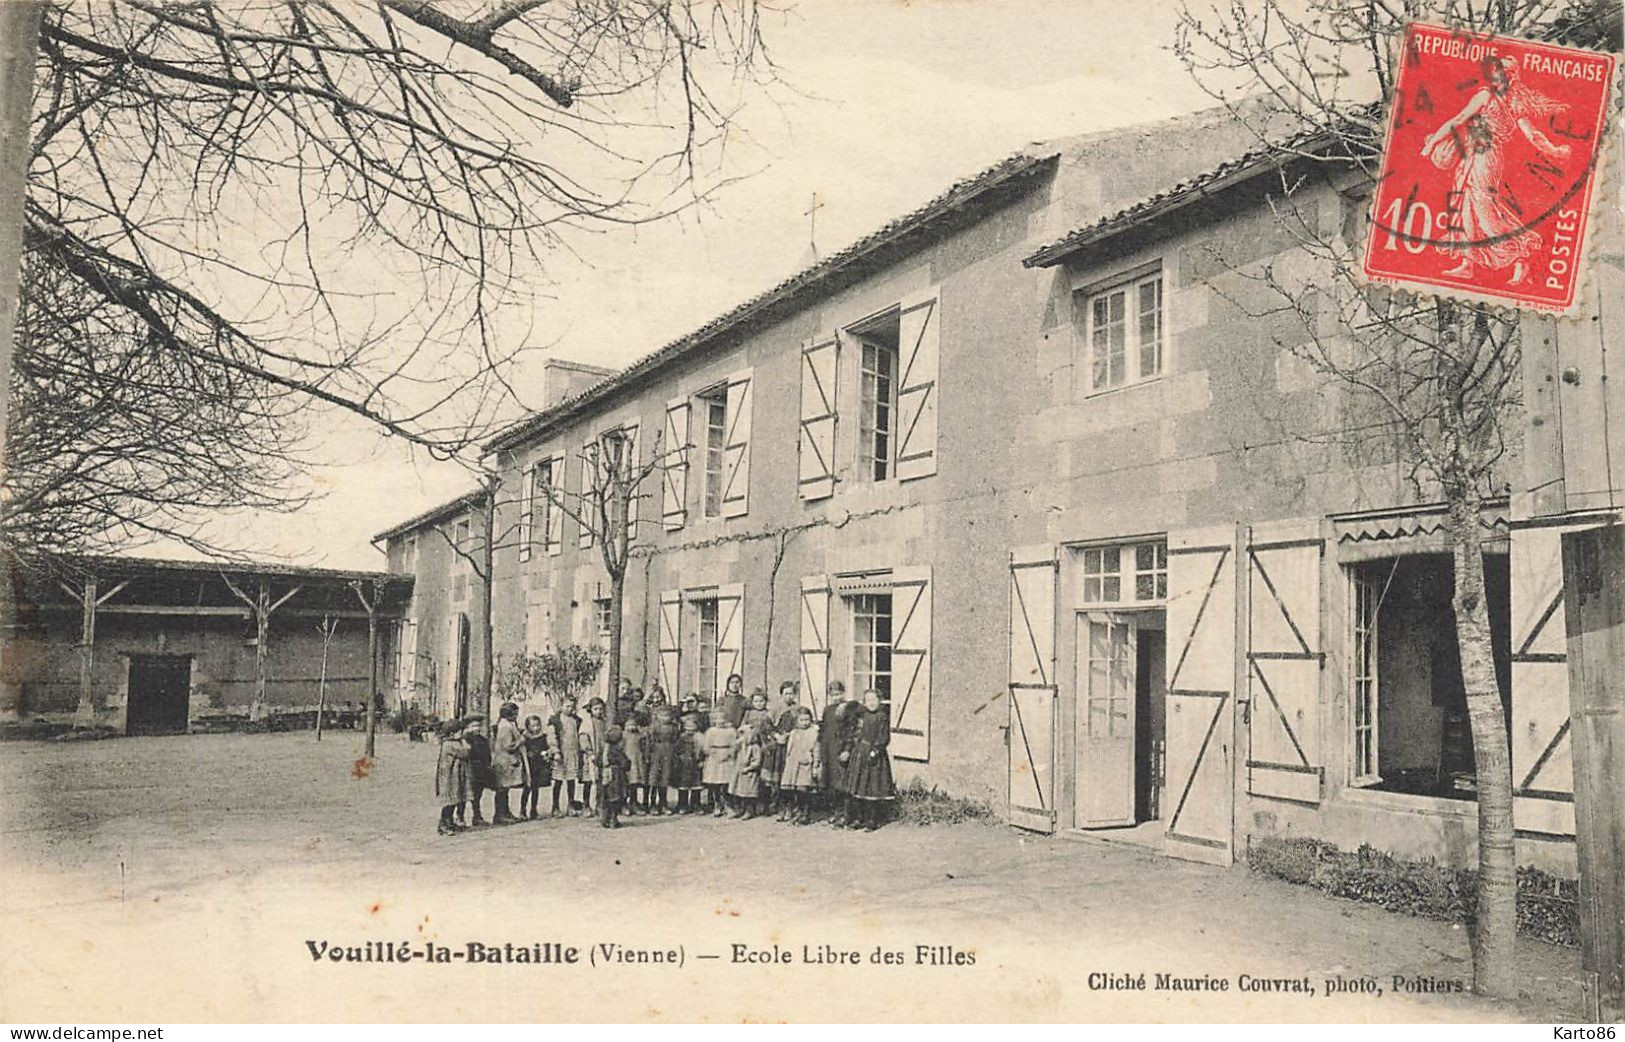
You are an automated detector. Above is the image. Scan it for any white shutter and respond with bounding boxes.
[799,336,838,501]
[578,454,595,550]
[518,466,535,563]
[544,454,564,556]
[895,287,940,482]
[716,582,745,683]
[800,575,831,717]
[1512,524,1576,836]
[623,423,640,546]
[399,618,417,699]
[1245,520,1324,805]
[890,565,931,762]
[722,369,753,518]
[663,397,690,531]
[658,590,683,697]
[1008,546,1058,833]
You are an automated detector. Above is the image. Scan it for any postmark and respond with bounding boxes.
[1362,22,1616,315]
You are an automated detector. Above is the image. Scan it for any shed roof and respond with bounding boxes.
[45,553,411,585]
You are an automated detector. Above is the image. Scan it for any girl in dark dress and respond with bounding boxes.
[845,689,896,831]
[646,704,679,814]
[675,712,704,813]
[520,715,552,820]
[462,717,493,827]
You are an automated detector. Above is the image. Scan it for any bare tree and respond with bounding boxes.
[1174,0,1616,998]
[2,0,778,563]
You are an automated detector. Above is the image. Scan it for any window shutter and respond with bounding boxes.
[800,575,831,717]
[895,287,940,482]
[716,582,745,682]
[544,454,564,556]
[658,590,683,697]
[663,397,690,531]
[1008,546,1058,833]
[799,336,838,501]
[400,619,417,697]
[578,454,595,550]
[1512,524,1577,837]
[722,369,753,518]
[519,466,534,563]
[1245,519,1324,805]
[890,565,931,762]
[623,424,640,546]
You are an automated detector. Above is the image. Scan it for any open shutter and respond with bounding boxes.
[663,398,690,531]
[800,575,831,718]
[895,287,939,482]
[716,582,745,683]
[578,454,595,550]
[1245,519,1325,804]
[799,336,839,501]
[399,619,417,699]
[890,566,931,762]
[1512,524,1577,836]
[623,424,640,546]
[519,466,535,563]
[544,455,564,556]
[1163,524,1237,865]
[722,369,753,518]
[1008,546,1058,833]
[658,590,683,698]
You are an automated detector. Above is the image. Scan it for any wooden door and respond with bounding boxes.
[1007,547,1058,833]
[1075,612,1137,827]
[1163,525,1237,865]
[127,655,191,736]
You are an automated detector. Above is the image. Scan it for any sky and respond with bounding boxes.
[198,0,1221,571]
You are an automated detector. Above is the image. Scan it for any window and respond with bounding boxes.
[1085,269,1164,393]
[850,593,893,704]
[1347,554,1511,799]
[1084,615,1134,740]
[701,390,727,519]
[533,456,557,553]
[451,518,472,602]
[594,597,613,638]
[1080,540,1167,606]
[859,337,898,481]
[694,597,719,699]
[402,535,416,573]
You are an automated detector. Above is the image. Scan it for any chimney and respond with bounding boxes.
[541,358,617,409]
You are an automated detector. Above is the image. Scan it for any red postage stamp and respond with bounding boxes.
[1362,22,1616,314]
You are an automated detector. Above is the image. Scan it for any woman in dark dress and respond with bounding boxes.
[844,689,896,831]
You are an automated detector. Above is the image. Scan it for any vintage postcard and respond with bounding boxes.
[0,0,1621,1029]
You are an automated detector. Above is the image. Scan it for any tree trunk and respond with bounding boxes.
[482,477,496,722]
[1448,488,1518,997]
[364,597,378,759]
[605,470,628,729]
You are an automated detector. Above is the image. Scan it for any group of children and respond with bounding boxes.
[434,675,897,833]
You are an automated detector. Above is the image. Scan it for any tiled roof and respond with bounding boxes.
[1023,129,1339,268]
[371,488,486,544]
[482,150,1059,454]
[44,553,409,584]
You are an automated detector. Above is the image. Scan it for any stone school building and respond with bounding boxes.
[379,106,1622,877]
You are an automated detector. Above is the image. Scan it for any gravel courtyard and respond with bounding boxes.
[0,732,1586,1023]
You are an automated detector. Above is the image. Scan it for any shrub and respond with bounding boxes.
[1246,835,1579,947]
[894,778,999,826]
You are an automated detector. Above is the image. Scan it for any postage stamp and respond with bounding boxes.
[1362,22,1616,315]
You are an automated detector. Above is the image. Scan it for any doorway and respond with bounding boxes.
[127,654,192,736]
[1073,611,1166,829]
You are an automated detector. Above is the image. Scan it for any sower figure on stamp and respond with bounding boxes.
[1421,55,1570,286]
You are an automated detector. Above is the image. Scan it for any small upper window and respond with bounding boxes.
[1080,540,1168,606]
[1085,269,1164,393]
[699,388,727,519]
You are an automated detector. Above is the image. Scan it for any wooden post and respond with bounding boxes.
[252,580,270,722]
[315,614,338,742]
[352,580,380,759]
[1562,524,1625,1022]
[74,576,96,727]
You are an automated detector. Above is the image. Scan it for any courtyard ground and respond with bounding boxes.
[0,732,1586,1023]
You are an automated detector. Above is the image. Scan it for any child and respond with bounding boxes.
[462,717,493,826]
[702,712,737,817]
[520,714,552,820]
[622,711,648,816]
[646,704,679,815]
[580,697,607,812]
[599,726,631,829]
[729,722,763,819]
[781,707,821,824]
[676,712,704,813]
[845,689,896,830]
[770,681,799,819]
[548,696,584,816]
[434,719,470,835]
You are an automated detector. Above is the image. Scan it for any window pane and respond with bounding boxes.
[1136,573,1156,600]
[1102,547,1120,572]
[1138,277,1162,377]
[1136,544,1154,571]
[1102,576,1120,602]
